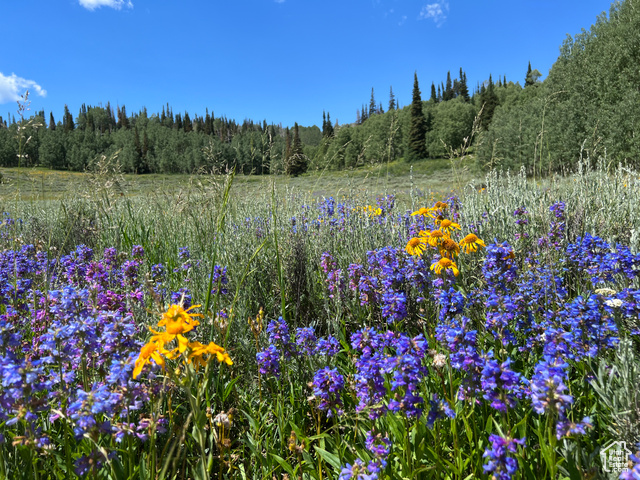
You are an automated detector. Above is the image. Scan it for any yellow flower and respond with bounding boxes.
[439,238,460,258]
[459,233,486,253]
[410,207,433,218]
[405,237,427,256]
[188,341,233,368]
[438,219,461,235]
[158,304,202,335]
[133,341,166,379]
[430,257,460,276]
[427,229,446,247]
[369,207,382,217]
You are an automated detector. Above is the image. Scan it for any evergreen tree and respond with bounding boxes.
[142,130,149,160]
[361,104,369,123]
[388,86,396,111]
[63,105,74,133]
[369,88,377,116]
[430,82,437,103]
[49,112,56,130]
[322,111,328,137]
[525,61,534,87]
[120,105,130,129]
[408,72,428,161]
[326,112,334,138]
[284,127,292,163]
[459,68,470,101]
[444,71,453,101]
[479,74,499,130]
[204,111,212,135]
[286,122,308,176]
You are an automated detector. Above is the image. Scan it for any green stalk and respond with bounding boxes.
[204,172,234,339]
[271,182,287,322]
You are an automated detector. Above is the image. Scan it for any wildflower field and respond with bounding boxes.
[0,161,639,479]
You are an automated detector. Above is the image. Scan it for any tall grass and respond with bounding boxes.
[0,159,639,478]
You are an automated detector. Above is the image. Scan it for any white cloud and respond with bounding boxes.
[79,0,133,11]
[419,1,449,25]
[0,72,47,105]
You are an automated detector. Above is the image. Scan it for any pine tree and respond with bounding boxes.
[133,126,143,172]
[183,112,192,133]
[286,122,308,176]
[408,72,428,162]
[479,74,499,130]
[430,82,437,103]
[284,127,292,163]
[142,130,149,160]
[459,68,470,101]
[204,111,212,135]
[326,112,334,138]
[63,105,74,133]
[388,86,396,111]
[369,88,377,117]
[120,105,130,129]
[361,104,369,123]
[525,61,534,87]
[444,71,453,101]
[322,111,328,137]
[49,112,56,130]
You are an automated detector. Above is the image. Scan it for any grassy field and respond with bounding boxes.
[0,156,482,204]
[0,159,638,479]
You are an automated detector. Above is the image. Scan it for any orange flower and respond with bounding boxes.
[158,304,202,335]
[410,207,434,218]
[438,219,461,235]
[188,341,233,368]
[439,238,460,258]
[405,237,427,256]
[430,257,460,276]
[459,233,486,253]
[133,340,167,379]
[427,229,446,247]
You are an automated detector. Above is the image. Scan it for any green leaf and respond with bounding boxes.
[270,454,296,477]
[314,447,342,470]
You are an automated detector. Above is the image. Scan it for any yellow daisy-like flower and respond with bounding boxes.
[439,238,460,258]
[427,229,446,247]
[459,233,486,253]
[430,257,460,276]
[133,340,168,379]
[188,341,233,368]
[438,219,462,235]
[368,206,383,217]
[405,237,427,256]
[410,207,434,218]
[428,201,448,216]
[158,304,202,335]
[418,229,431,237]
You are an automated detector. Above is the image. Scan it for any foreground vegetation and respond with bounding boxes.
[0,160,638,479]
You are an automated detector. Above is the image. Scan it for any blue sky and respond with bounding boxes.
[1,0,614,128]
